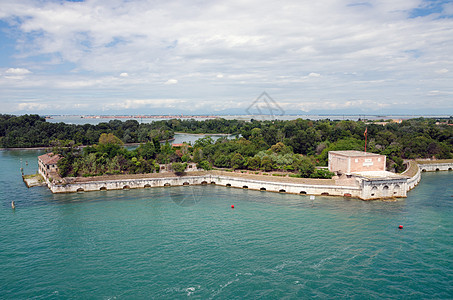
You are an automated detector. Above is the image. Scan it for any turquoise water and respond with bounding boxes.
[1,150,452,299]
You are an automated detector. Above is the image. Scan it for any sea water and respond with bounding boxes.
[1,150,452,299]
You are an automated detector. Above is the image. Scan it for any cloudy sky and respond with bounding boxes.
[0,0,452,115]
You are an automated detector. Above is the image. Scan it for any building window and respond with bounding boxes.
[355,159,358,163]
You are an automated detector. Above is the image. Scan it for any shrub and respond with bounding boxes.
[310,169,335,179]
[172,162,187,174]
[197,160,212,170]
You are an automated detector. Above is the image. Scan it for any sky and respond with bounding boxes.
[0,0,452,116]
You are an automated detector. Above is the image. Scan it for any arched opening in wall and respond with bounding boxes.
[394,184,400,195]
[201,181,208,185]
[210,181,216,185]
[260,187,266,191]
[100,187,107,191]
[371,186,378,197]
[243,185,248,189]
[144,184,151,188]
[436,168,440,171]
[188,165,193,168]
[183,182,189,186]
[226,183,231,187]
[279,189,286,193]
[76,188,84,192]
[123,185,130,190]
[300,191,307,194]
[161,166,166,170]
[422,169,426,172]
[164,183,171,187]
[321,192,329,196]
[448,168,452,171]
[382,185,389,197]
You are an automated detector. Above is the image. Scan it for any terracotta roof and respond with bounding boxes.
[172,143,192,147]
[38,153,62,165]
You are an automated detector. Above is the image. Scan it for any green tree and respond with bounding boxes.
[137,142,155,160]
[247,156,261,170]
[230,153,246,169]
[172,162,187,174]
[295,156,315,178]
[99,133,124,146]
[197,160,212,170]
[260,156,273,171]
[214,154,230,168]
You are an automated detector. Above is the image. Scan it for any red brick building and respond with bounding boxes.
[328,150,386,174]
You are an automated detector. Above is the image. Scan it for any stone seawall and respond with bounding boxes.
[403,161,422,191]
[44,161,453,200]
[401,161,453,192]
[418,163,453,172]
[50,173,362,198]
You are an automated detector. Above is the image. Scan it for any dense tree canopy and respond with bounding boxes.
[0,114,173,148]
[2,114,452,177]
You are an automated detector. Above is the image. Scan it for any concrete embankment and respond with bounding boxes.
[416,160,453,172]
[49,170,362,198]
[42,160,453,200]
[403,160,453,191]
[402,161,421,191]
[22,174,46,188]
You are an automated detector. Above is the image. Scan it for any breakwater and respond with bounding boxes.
[42,162,453,200]
[47,170,396,200]
[49,172,362,198]
[418,162,453,172]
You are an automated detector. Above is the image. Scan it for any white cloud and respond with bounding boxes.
[5,68,31,75]
[17,102,48,111]
[443,3,453,15]
[3,67,32,79]
[105,99,187,110]
[164,79,178,85]
[0,0,452,114]
[436,68,449,74]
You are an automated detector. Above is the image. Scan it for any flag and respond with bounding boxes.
[364,127,368,152]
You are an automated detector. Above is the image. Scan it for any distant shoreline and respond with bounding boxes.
[0,140,175,151]
[174,132,233,136]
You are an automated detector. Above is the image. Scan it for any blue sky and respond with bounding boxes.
[0,0,452,115]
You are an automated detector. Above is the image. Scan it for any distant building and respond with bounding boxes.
[328,150,408,199]
[172,143,192,148]
[328,150,386,174]
[38,153,61,179]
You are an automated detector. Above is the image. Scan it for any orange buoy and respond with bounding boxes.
[231,205,234,209]
[399,225,403,229]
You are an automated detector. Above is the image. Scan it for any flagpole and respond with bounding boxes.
[364,127,368,153]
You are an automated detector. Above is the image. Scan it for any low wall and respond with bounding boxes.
[50,175,214,193]
[213,175,361,197]
[418,163,453,172]
[49,173,362,198]
[402,161,421,191]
